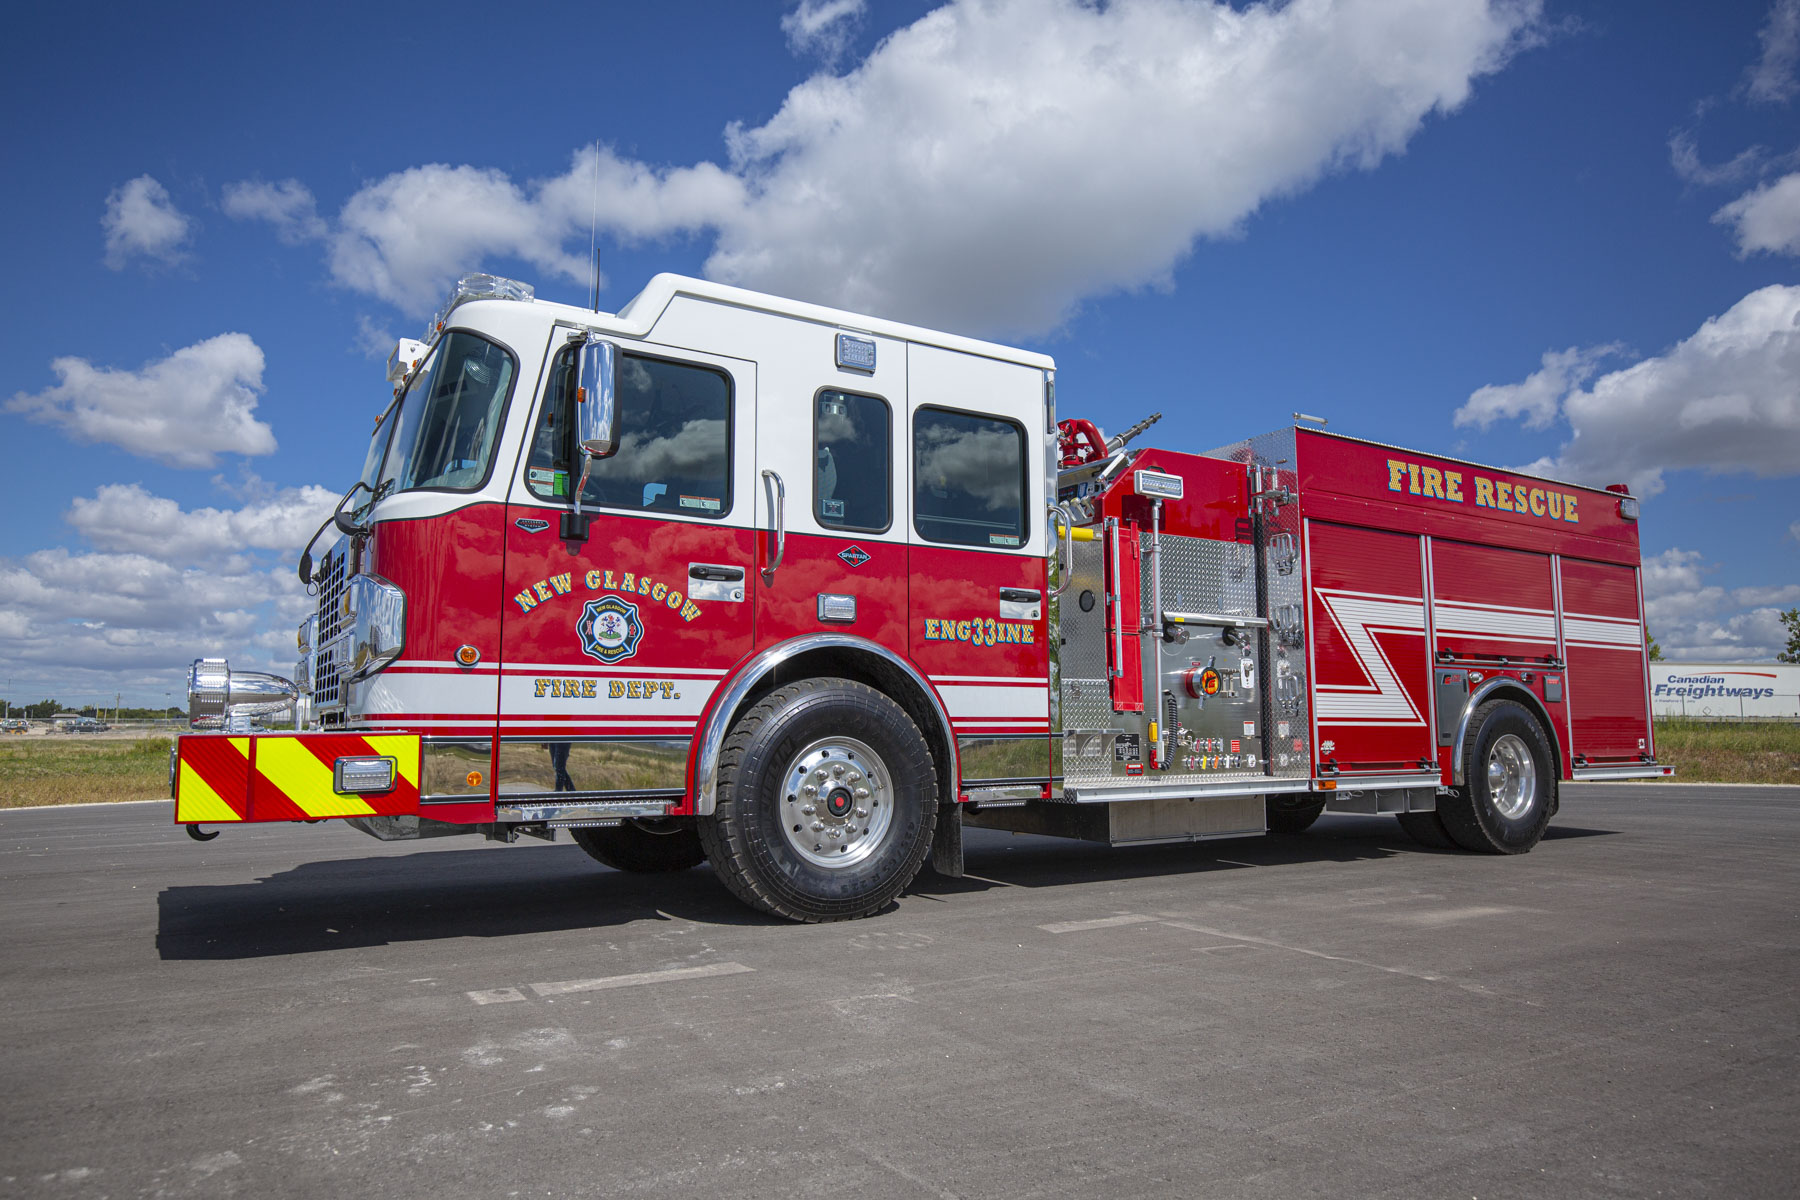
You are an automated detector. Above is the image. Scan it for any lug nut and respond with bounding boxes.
[801,806,816,816]
[810,821,824,832]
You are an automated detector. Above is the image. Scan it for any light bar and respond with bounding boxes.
[426,273,534,339]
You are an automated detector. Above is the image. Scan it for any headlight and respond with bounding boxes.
[348,574,406,679]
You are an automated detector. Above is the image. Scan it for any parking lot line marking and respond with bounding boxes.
[467,988,526,1005]
[1389,905,1538,927]
[1157,920,1449,983]
[530,962,754,997]
[1037,913,1159,934]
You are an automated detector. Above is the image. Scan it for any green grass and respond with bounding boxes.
[0,737,172,809]
[0,720,1794,810]
[1650,719,1800,785]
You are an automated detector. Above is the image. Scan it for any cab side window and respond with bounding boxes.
[524,350,732,518]
[814,390,891,532]
[913,407,1027,548]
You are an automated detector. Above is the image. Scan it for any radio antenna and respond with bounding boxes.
[589,139,600,312]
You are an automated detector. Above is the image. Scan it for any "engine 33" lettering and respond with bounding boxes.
[923,617,1035,646]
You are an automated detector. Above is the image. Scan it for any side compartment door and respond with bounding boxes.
[1306,521,1434,774]
[497,335,757,805]
[905,345,1051,792]
[1558,557,1651,763]
[1429,539,1570,761]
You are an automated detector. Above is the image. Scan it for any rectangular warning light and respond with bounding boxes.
[1133,469,1184,500]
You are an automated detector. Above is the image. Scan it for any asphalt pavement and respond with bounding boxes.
[1,783,1794,1198]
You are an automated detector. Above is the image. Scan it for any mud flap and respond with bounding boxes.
[930,802,964,877]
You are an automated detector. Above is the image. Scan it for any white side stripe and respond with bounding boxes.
[1563,612,1644,651]
[1432,600,1557,643]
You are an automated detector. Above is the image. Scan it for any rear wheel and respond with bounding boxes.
[1438,700,1555,854]
[1265,794,1327,834]
[699,679,938,922]
[1395,809,1458,849]
[569,820,705,873]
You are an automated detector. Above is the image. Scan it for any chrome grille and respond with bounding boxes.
[312,538,353,714]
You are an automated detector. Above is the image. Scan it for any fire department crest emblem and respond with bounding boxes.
[576,595,644,664]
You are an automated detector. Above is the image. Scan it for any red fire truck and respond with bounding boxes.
[173,272,1668,921]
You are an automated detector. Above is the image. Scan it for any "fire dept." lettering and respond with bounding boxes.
[923,617,1035,646]
[513,567,702,620]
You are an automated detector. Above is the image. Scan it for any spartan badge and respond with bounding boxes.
[577,595,644,664]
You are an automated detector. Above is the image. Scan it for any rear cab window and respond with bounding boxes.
[913,406,1027,548]
[815,389,891,532]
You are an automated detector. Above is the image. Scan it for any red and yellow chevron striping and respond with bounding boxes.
[175,733,421,823]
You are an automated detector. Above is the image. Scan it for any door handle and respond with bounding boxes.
[761,469,786,584]
[689,564,744,582]
[999,588,1041,604]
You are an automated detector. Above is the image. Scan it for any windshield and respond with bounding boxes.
[357,394,402,492]
[380,331,517,493]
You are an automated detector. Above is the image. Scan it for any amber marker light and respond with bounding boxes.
[456,644,481,666]
[466,771,484,788]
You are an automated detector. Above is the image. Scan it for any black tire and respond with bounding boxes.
[1266,793,1327,834]
[698,678,938,922]
[1395,809,1459,849]
[1437,699,1556,854]
[569,820,706,873]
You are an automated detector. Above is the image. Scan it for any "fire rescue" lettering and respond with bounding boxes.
[923,617,1035,646]
[513,567,702,620]
[1387,458,1578,524]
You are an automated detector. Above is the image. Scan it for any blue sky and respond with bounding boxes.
[2,0,1797,708]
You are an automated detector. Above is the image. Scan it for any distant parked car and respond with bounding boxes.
[67,717,107,733]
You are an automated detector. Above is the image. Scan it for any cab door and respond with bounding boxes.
[752,329,909,655]
[904,345,1052,791]
[496,331,757,803]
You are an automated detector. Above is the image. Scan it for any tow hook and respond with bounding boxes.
[186,824,220,842]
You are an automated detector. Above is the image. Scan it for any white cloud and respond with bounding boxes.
[221,178,327,244]
[0,484,331,704]
[1455,344,1620,431]
[319,154,743,313]
[1668,128,1764,188]
[234,0,1544,335]
[7,334,277,469]
[1642,547,1794,661]
[101,175,191,269]
[65,483,334,564]
[1747,0,1800,105]
[1714,170,1800,256]
[1464,284,1800,497]
[783,0,867,62]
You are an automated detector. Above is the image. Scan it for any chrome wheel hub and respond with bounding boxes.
[1485,733,1537,820]
[779,736,892,869]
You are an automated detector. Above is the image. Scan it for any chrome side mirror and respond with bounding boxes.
[563,338,617,542]
[574,338,618,461]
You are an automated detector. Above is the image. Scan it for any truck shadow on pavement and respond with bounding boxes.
[156,814,1616,959]
[155,844,768,960]
[915,814,1618,897]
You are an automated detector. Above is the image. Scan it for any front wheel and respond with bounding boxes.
[1438,700,1555,854]
[569,820,705,873]
[699,679,938,922]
